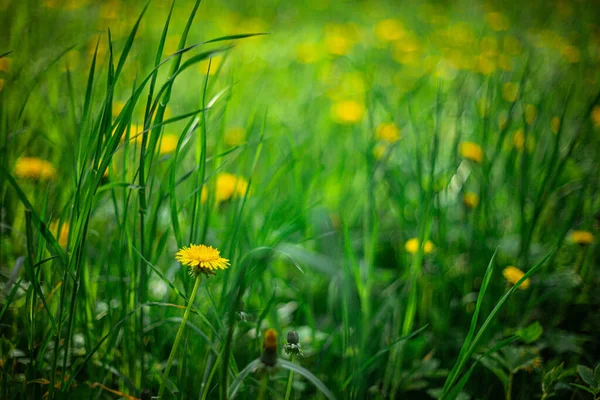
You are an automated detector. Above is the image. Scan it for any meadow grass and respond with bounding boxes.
[0,0,599,399]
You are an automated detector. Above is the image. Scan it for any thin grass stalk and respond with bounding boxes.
[158,275,202,398]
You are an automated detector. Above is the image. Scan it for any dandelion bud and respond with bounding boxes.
[261,329,278,366]
[287,330,299,345]
[284,330,303,356]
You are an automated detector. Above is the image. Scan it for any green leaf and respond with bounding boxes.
[516,321,543,344]
[578,365,595,386]
[570,383,597,395]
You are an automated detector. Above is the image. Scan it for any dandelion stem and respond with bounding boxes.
[258,374,268,400]
[284,355,295,400]
[158,275,202,398]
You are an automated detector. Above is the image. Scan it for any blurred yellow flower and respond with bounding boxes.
[459,141,483,163]
[525,104,537,125]
[202,173,249,204]
[50,221,70,248]
[561,45,580,63]
[0,57,12,72]
[198,56,223,76]
[324,24,357,56]
[498,54,513,72]
[513,129,535,152]
[480,36,499,55]
[551,116,561,134]
[331,100,365,124]
[569,230,594,245]
[504,35,522,55]
[15,157,57,181]
[463,192,479,208]
[372,143,387,160]
[175,244,229,278]
[159,134,178,154]
[113,101,126,117]
[502,266,530,289]
[224,127,246,146]
[405,238,434,254]
[591,106,600,127]
[477,54,497,75]
[485,12,509,31]
[374,19,405,42]
[376,122,401,143]
[502,82,519,102]
[392,35,421,65]
[296,42,322,64]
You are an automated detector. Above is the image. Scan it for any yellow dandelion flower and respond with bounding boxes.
[324,24,356,56]
[202,173,249,204]
[459,141,483,163]
[159,134,178,154]
[50,221,70,248]
[512,129,535,152]
[224,127,247,146]
[376,122,401,143]
[525,104,537,125]
[502,82,519,102]
[502,266,530,289]
[513,129,525,150]
[15,157,57,181]
[391,35,421,65]
[374,19,405,42]
[591,106,600,127]
[331,100,365,124]
[551,116,561,134]
[463,192,479,208]
[175,244,229,277]
[0,57,12,73]
[569,230,594,245]
[296,42,322,64]
[485,12,509,31]
[405,238,434,254]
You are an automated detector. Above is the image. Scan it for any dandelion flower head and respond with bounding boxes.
[15,157,57,181]
[459,141,483,163]
[376,122,401,143]
[463,192,479,208]
[175,244,229,278]
[201,173,249,204]
[502,266,530,289]
[405,238,434,254]
[569,230,594,245]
